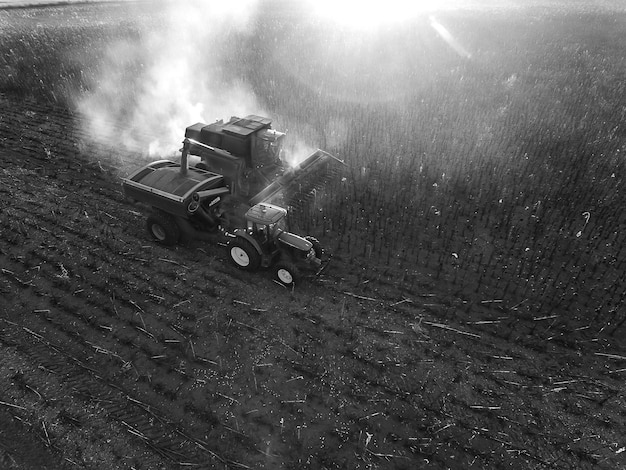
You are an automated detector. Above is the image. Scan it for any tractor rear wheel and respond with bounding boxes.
[229,239,261,271]
[146,211,180,246]
[275,261,299,287]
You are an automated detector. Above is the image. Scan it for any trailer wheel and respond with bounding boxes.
[305,236,323,259]
[275,261,299,287]
[146,212,180,246]
[229,239,261,270]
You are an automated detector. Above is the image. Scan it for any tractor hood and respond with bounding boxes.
[278,232,312,252]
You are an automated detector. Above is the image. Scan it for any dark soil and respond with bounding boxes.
[1,0,626,468]
[1,95,625,469]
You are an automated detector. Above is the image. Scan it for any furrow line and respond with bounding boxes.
[0,322,228,467]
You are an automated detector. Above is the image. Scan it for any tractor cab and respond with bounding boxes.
[245,203,313,253]
[245,203,287,233]
[245,203,286,247]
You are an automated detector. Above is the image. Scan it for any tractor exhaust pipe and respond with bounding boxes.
[193,203,219,228]
[180,139,190,176]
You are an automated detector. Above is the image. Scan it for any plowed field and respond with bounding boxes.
[1,1,626,469]
[1,94,624,469]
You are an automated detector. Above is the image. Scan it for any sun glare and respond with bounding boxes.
[306,0,445,30]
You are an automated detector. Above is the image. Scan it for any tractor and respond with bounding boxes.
[228,203,323,286]
[122,157,325,286]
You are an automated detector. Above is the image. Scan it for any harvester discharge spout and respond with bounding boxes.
[180,138,190,176]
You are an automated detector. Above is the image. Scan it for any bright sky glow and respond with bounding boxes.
[306,0,450,30]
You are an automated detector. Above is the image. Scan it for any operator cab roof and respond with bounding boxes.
[223,115,272,137]
[245,203,287,225]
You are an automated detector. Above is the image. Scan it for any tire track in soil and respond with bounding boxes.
[0,249,252,466]
[298,278,626,469]
[1,249,254,465]
[0,322,243,468]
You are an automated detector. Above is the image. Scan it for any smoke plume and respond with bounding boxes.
[77,0,263,163]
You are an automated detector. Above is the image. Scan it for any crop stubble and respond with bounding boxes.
[1,2,626,469]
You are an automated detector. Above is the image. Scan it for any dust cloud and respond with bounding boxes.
[77,0,264,160]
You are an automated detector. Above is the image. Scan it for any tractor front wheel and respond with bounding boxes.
[146,212,180,246]
[275,261,299,287]
[229,239,261,271]
[305,236,323,259]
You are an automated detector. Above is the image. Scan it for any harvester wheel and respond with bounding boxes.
[146,212,180,246]
[305,236,323,259]
[229,239,261,270]
[275,261,299,287]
